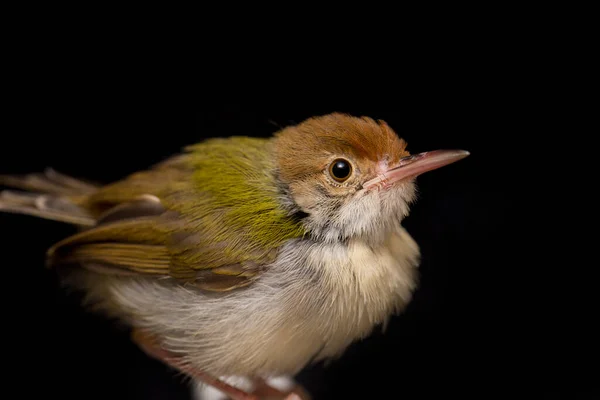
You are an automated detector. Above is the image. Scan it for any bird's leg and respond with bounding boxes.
[252,378,310,400]
[132,329,310,400]
[131,329,259,400]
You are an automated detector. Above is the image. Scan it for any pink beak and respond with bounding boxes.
[363,149,470,191]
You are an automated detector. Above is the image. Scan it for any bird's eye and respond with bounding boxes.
[328,159,353,182]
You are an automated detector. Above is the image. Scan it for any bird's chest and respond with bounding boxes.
[274,227,421,361]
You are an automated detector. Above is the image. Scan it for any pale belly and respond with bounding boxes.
[100,226,420,377]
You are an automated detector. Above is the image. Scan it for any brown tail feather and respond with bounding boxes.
[0,168,99,195]
[0,169,98,226]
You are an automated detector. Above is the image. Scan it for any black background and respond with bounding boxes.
[0,29,595,399]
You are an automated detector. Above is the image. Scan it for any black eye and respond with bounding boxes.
[329,159,352,182]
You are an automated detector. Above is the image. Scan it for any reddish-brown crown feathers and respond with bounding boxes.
[275,113,409,182]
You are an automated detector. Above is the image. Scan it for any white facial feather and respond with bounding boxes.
[303,180,418,244]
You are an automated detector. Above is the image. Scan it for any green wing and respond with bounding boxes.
[47,137,306,291]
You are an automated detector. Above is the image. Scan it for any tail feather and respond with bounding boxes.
[0,169,98,226]
[0,168,99,195]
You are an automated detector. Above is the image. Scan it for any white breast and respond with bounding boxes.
[103,224,420,378]
[300,223,420,361]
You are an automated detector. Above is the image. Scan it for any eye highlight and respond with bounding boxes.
[328,159,353,182]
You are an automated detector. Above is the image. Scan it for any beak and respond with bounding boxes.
[363,149,470,191]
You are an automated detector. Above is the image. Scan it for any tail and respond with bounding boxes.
[0,168,98,226]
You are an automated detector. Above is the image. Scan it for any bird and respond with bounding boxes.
[0,113,469,399]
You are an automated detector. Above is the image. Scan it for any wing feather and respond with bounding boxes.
[4,139,304,292]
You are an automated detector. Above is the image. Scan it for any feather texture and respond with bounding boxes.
[3,138,307,291]
[0,168,97,225]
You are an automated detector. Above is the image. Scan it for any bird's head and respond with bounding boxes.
[274,113,469,243]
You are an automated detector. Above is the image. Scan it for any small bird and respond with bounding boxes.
[0,113,469,399]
